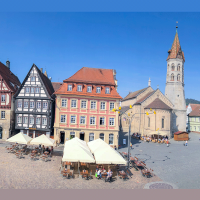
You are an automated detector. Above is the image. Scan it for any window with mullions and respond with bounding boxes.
[89,133,94,141]
[30,117,34,124]
[81,100,86,109]
[109,134,114,145]
[80,116,86,124]
[24,117,28,123]
[30,76,36,81]
[1,111,5,119]
[42,118,47,125]
[109,118,115,126]
[36,102,41,109]
[60,115,66,123]
[30,101,35,108]
[1,95,5,102]
[36,118,41,125]
[77,85,82,92]
[25,87,30,93]
[43,102,48,109]
[24,101,28,108]
[71,100,77,108]
[110,102,114,110]
[61,99,67,107]
[71,116,76,124]
[35,88,40,93]
[90,117,95,125]
[17,116,22,123]
[105,87,110,94]
[100,102,105,110]
[31,88,35,93]
[91,101,96,109]
[87,86,92,92]
[68,85,72,91]
[18,100,22,108]
[100,117,105,125]
[96,87,101,93]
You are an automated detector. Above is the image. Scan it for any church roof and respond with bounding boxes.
[189,105,200,116]
[145,98,172,110]
[134,91,155,105]
[167,31,185,61]
[122,87,149,101]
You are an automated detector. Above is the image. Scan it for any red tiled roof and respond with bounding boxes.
[167,32,185,61]
[122,87,148,101]
[174,131,188,135]
[0,61,21,93]
[54,82,122,99]
[134,91,155,105]
[64,67,115,85]
[189,105,200,116]
[52,82,63,92]
[189,104,200,111]
[145,98,172,110]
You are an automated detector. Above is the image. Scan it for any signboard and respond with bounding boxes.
[29,128,36,130]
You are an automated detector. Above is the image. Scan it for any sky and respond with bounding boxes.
[0,12,200,100]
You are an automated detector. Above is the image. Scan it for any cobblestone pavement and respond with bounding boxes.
[119,132,200,189]
[0,142,161,189]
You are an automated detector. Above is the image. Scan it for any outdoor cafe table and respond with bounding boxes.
[32,150,37,154]
[141,169,151,177]
[119,171,127,179]
[134,160,144,167]
[44,151,49,155]
[80,170,89,179]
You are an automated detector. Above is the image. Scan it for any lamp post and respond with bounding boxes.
[113,106,156,169]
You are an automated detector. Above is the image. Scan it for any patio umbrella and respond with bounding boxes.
[65,138,89,151]
[6,132,32,144]
[30,134,55,146]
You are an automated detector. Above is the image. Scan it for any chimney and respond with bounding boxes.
[6,60,10,69]
[40,68,43,73]
[44,70,48,77]
[148,78,151,86]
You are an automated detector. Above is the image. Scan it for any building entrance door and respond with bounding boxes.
[0,127,2,139]
[60,132,65,144]
[80,133,85,141]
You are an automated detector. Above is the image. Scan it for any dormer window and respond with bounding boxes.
[77,85,82,92]
[30,76,36,81]
[68,84,72,91]
[105,87,110,94]
[96,87,101,93]
[87,86,92,93]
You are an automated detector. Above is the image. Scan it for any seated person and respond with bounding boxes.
[97,169,102,178]
[45,147,50,153]
[107,169,113,180]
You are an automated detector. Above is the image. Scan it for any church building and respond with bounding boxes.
[120,27,186,139]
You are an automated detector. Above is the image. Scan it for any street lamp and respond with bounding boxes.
[113,105,156,169]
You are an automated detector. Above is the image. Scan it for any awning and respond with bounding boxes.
[30,134,55,146]
[6,132,32,144]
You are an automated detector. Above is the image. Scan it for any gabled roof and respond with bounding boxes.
[189,105,200,117]
[174,131,188,135]
[52,82,63,92]
[120,106,130,113]
[14,64,54,98]
[189,104,200,111]
[145,98,172,110]
[134,91,155,105]
[64,67,115,86]
[122,87,148,101]
[0,61,21,93]
[167,31,185,61]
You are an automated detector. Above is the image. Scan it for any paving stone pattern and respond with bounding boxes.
[0,143,161,189]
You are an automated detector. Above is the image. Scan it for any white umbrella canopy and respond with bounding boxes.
[87,138,105,150]
[6,132,32,144]
[30,134,55,146]
[65,138,89,151]
[62,145,95,163]
[88,141,109,153]
[94,146,127,165]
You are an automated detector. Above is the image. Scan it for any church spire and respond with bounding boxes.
[167,23,185,62]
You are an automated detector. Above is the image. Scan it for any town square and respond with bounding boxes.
[0,12,200,189]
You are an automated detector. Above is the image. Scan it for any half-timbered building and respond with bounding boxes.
[14,64,55,138]
[0,61,21,139]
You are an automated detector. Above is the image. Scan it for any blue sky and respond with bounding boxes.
[0,12,199,100]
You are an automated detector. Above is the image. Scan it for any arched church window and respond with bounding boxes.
[162,118,164,128]
[148,117,150,127]
[171,64,175,71]
[177,64,181,71]
[171,74,174,81]
[177,74,181,81]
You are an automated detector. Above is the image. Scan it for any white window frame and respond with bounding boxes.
[96,87,101,93]
[91,101,96,109]
[60,115,66,123]
[100,117,105,125]
[24,116,28,123]
[105,87,110,94]
[30,101,35,108]
[17,116,22,123]
[18,100,22,108]
[31,87,35,93]
[81,100,87,109]
[87,86,92,92]
[77,85,82,92]
[1,95,5,102]
[30,76,36,81]
[36,117,41,125]
[71,100,77,108]
[90,117,95,125]
[68,85,72,91]
[42,118,47,125]
[110,102,115,110]
[43,102,48,109]
[24,101,29,108]
[29,117,34,125]
[36,102,41,109]
[1,111,5,119]
[35,88,40,93]
[109,134,114,145]
[61,99,67,107]
[89,133,94,142]
[71,115,76,124]
[25,87,30,93]
[80,116,86,124]
[100,102,106,110]
[99,133,104,141]
[109,118,115,126]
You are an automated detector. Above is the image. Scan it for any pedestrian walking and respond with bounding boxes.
[185,140,188,146]
[130,142,132,149]
[167,140,169,147]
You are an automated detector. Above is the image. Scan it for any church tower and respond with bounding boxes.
[165,25,186,133]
